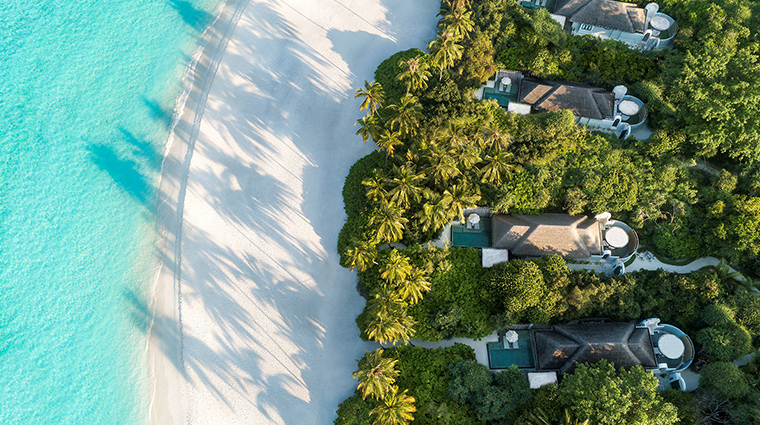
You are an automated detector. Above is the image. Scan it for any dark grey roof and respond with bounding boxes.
[534,322,657,374]
[519,80,614,120]
[554,0,646,33]
[534,331,580,370]
[491,214,602,259]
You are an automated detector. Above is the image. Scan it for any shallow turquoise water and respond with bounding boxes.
[0,1,219,423]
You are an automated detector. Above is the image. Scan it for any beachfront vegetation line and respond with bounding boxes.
[334,0,760,423]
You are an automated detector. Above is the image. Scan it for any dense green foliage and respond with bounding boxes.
[487,260,546,316]
[659,389,697,425]
[695,304,753,361]
[474,2,659,87]
[335,393,376,425]
[512,361,679,425]
[699,361,752,400]
[448,361,531,423]
[336,0,760,423]
[336,344,479,425]
[386,344,482,425]
[557,361,678,425]
[355,246,759,360]
[409,247,493,340]
[338,150,386,267]
[375,49,426,106]
[667,355,760,425]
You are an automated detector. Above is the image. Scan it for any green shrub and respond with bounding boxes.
[558,360,678,425]
[447,360,492,404]
[388,344,481,425]
[513,385,560,425]
[700,303,735,327]
[457,28,497,88]
[727,392,760,424]
[696,304,753,361]
[487,259,547,316]
[731,288,760,337]
[334,393,376,425]
[448,361,531,423]
[374,49,424,106]
[338,151,385,266]
[659,389,696,425]
[418,72,469,126]
[699,361,751,400]
[410,247,494,340]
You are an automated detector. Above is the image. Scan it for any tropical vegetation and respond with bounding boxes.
[335,0,760,423]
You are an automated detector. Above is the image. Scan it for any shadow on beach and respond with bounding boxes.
[95,0,438,423]
[168,0,214,31]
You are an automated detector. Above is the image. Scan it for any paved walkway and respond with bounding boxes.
[626,251,727,274]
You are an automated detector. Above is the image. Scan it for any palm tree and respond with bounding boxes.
[344,239,378,272]
[397,56,432,95]
[377,129,404,159]
[442,184,480,223]
[416,189,456,232]
[479,125,511,151]
[363,171,389,203]
[365,288,416,345]
[453,145,482,170]
[369,201,409,244]
[355,114,382,143]
[711,258,743,292]
[386,94,423,138]
[369,386,417,425]
[396,267,431,304]
[428,32,463,80]
[448,0,471,12]
[479,151,517,184]
[436,120,470,149]
[355,80,385,115]
[387,163,426,208]
[440,7,473,40]
[353,349,399,400]
[423,146,461,186]
[380,250,413,285]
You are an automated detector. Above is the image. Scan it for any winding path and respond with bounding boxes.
[626,252,727,274]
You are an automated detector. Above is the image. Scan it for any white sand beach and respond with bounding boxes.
[148,0,438,423]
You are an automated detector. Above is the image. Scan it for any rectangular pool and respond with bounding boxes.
[487,330,535,369]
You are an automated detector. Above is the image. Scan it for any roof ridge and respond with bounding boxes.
[561,345,588,374]
[535,85,559,108]
[590,88,605,119]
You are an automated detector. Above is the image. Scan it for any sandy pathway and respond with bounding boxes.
[149,1,438,424]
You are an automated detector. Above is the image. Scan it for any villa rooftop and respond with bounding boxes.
[553,0,646,33]
[491,213,603,259]
[520,80,615,120]
[534,321,658,374]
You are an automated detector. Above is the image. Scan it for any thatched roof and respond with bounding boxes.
[534,322,657,374]
[491,214,602,259]
[554,0,646,33]
[519,80,614,120]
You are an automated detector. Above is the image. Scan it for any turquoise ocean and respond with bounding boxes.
[0,1,219,423]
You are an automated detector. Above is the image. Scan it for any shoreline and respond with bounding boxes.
[147,1,247,423]
[146,1,438,423]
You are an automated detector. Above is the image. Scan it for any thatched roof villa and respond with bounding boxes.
[520,0,678,50]
[475,70,648,138]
